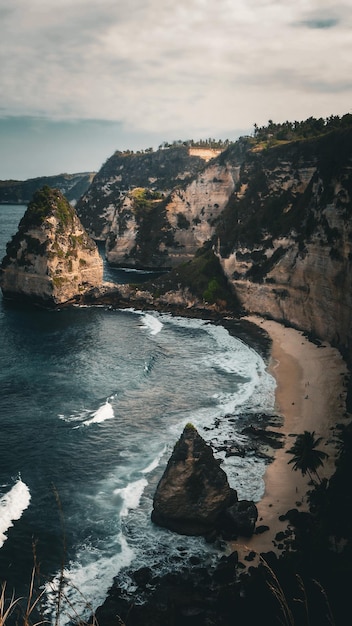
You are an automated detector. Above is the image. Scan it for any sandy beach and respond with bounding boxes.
[236,315,349,557]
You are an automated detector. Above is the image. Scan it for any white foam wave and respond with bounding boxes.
[82,400,114,426]
[0,477,31,548]
[140,313,163,335]
[115,267,158,274]
[44,534,134,626]
[140,446,167,474]
[166,314,275,416]
[59,398,115,427]
[113,478,148,517]
[46,310,276,621]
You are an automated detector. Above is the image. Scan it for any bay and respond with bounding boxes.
[0,204,276,623]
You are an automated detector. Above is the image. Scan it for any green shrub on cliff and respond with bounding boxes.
[131,187,163,217]
[203,277,222,303]
[144,247,241,312]
[20,186,74,229]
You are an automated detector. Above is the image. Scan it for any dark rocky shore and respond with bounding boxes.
[95,550,289,626]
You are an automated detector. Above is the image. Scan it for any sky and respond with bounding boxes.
[1,0,351,180]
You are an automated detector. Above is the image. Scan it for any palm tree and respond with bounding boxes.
[286,431,328,485]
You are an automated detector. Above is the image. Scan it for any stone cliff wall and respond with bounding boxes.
[76,127,352,353]
[0,172,95,205]
[217,130,352,353]
[76,146,208,241]
[105,162,238,268]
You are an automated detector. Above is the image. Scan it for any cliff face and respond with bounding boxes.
[217,130,352,352]
[75,125,352,353]
[76,146,211,242]
[105,161,238,269]
[0,172,95,205]
[96,142,247,269]
[108,130,352,353]
[0,187,103,306]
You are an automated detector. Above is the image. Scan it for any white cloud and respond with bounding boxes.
[1,0,352,136]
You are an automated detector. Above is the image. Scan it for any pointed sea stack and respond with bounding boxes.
[0,186,103,306]
[151,423,238,536]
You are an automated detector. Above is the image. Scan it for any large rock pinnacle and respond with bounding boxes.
[151,423,238,536]
[0,186,103,306]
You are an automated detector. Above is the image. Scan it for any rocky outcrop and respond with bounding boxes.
[152,423,237,535]
[152,424,258,538]
[104,161,238,269]
[76,146,210,241]
[216,129,352,354]
[222,500,258,537]
[97,127,352,355]
[0,172,95,205]
[70,121,352,356]
[0,186,103,306]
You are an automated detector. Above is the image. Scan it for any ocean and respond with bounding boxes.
[0,204,276,623]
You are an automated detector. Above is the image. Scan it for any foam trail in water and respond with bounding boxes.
[0,477,31,547]
[113,478,148,517]
[82,400,114,426]
[166,315,275,415]
[140,313,163,336]
[44,534,135,626]
[141,446,167,474]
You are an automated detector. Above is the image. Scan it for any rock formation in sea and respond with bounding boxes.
[151,423,258,538]
[0,186,103,306]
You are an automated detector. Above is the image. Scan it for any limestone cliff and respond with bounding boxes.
[74,119,352,355]
[102,141,248,269]
[0,186,103,306]
[104,161,239,269]
[100,127,352,355]
[76,146,210,242]
[216,129,352,353]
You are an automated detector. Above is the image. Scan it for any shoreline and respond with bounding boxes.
[94,311,351,625]
[234,315,349,556]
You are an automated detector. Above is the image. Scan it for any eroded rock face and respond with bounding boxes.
[74,126,352,357]
[103,162,238,269]
[0,187,103,306]
[76,146,209,241]
[151,424,238,536]
[110,129,352,354]
[217,129,352,353]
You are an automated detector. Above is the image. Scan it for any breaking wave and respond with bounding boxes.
[0,477,31,547]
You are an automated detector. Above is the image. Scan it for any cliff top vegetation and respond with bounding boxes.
[251,112,352,150]
[109,113,352,158]
[19,186,75,230]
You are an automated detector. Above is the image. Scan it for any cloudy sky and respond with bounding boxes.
[1,0,351,179]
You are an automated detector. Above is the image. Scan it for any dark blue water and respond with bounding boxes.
[0,205,275,622]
